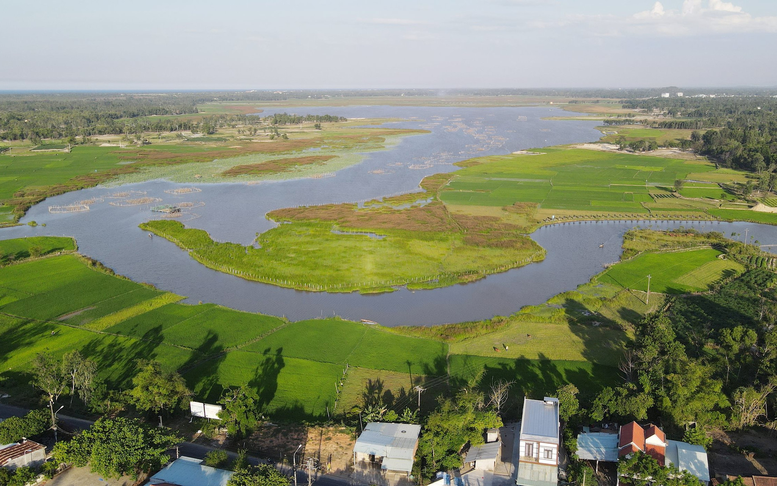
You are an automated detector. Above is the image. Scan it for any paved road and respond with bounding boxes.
[0,403,353,486]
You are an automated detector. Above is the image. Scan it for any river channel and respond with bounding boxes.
[3,106,777,326]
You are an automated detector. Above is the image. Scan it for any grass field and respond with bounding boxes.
[439,148,713,214]
[141,207,544,293]
[0,236,75,262]
[598,126,697,144]
[0,237,634,421]
[708,208,777,224]
[598,249,743,293]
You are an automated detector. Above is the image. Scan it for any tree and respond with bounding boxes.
[731,381,776,429]
[417,391,502,477]
[129,360,191,415]
[62,350,97,406]
[32,353,68,433]
[227,464,290,486]
[203,450,229,469]
[487,379,515,414]
[51,417,182,479]
[0,409,49,444]
[555,384,580,423]
[674,179,685,193]
[618,451,702,485]
[218,385,261,440]
[682,427,712,450]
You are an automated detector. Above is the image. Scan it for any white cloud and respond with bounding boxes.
[620,0,777,36]
[708,0,742,13]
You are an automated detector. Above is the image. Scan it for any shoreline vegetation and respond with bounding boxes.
[142,141,776,293]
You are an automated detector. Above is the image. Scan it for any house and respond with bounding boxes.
[352,422,422,477]
[0,439,46,470]
[618,421,666,465]
[576,432,619,464]
[464,441,501,471]
[517,397,559,486]
[661,93,671,98]
[666,440,710,485]
[146,456,234,486]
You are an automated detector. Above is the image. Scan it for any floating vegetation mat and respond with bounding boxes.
[108,190,147,199]
[164,187,201,195]
[109,197,162,207]
[49,204,89,213]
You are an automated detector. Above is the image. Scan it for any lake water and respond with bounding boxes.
[3,106,776,326]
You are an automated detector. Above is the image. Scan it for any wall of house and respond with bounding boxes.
[519,439,558,466]
[4,449,45,470]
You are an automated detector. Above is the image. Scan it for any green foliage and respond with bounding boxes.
[0,409,50,444]
[218,385,261,440]
[5,466,35,486]
[227,464,290,486]
[591,383,653,423]
[51,417,182,479]
[618,452,702,485]
[683,427,712,450]
[417,391,502,478]
[203,450,230,469]
[567,458,594,486]
[556,383,580,423]
[129,360,191,415]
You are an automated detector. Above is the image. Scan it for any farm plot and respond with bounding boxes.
[597,249,743,293]
[440,148,712,214]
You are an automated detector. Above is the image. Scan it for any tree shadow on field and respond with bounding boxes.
[80,325,166,388]
[421,354,448,378]
[249,347,285,410]
[179,330,226,402]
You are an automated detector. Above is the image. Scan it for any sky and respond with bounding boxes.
[1,0,776,90]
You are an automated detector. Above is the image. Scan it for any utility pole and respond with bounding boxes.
[293,444,302,486]
[307,457,316,486]
[646,274,652,305]
[746,228,749,246]
[413,386,426,411]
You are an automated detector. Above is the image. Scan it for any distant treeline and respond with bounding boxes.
[0,92,346,142]
[610,97,777,173]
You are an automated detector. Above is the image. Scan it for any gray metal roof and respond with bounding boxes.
[666,440,710,483]
[576,433,619,462]
[353,422,421,474]
[465,441,501,463]
[148,456,234,486]
[520,398,559,440]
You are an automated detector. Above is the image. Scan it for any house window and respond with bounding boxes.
[525,444,534,457]
[543,449,554,460]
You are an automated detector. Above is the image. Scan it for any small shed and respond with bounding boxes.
[486,428,499,443]
[0,440,46,470]
[147,456,234,486]
[465,441,501,471]
[353,422,422,477]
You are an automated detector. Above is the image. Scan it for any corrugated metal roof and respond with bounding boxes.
[353,422,421,474]
[576,433,619,462]
[0,440,44,466]
[666,440,710,483]
[148,456,234,486]
[520,398,559,440]
[465,442,501,463]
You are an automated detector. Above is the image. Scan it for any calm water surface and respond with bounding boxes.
[4,106,775,326]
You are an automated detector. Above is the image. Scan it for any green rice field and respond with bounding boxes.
[440,148,714,213]
[598,248,744,293]
[0,238,625,420]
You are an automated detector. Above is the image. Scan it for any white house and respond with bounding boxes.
[0,440,46,471]
[517,397,559,486]
[147,456,234,486]
[465,441,501,471]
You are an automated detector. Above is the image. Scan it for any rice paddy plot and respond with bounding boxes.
[0,237,75,261]
[709,209,777,224]
[448,354,619,400]
[597,249,742,294]
[183,351,343,419]
[440,148,711,213]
